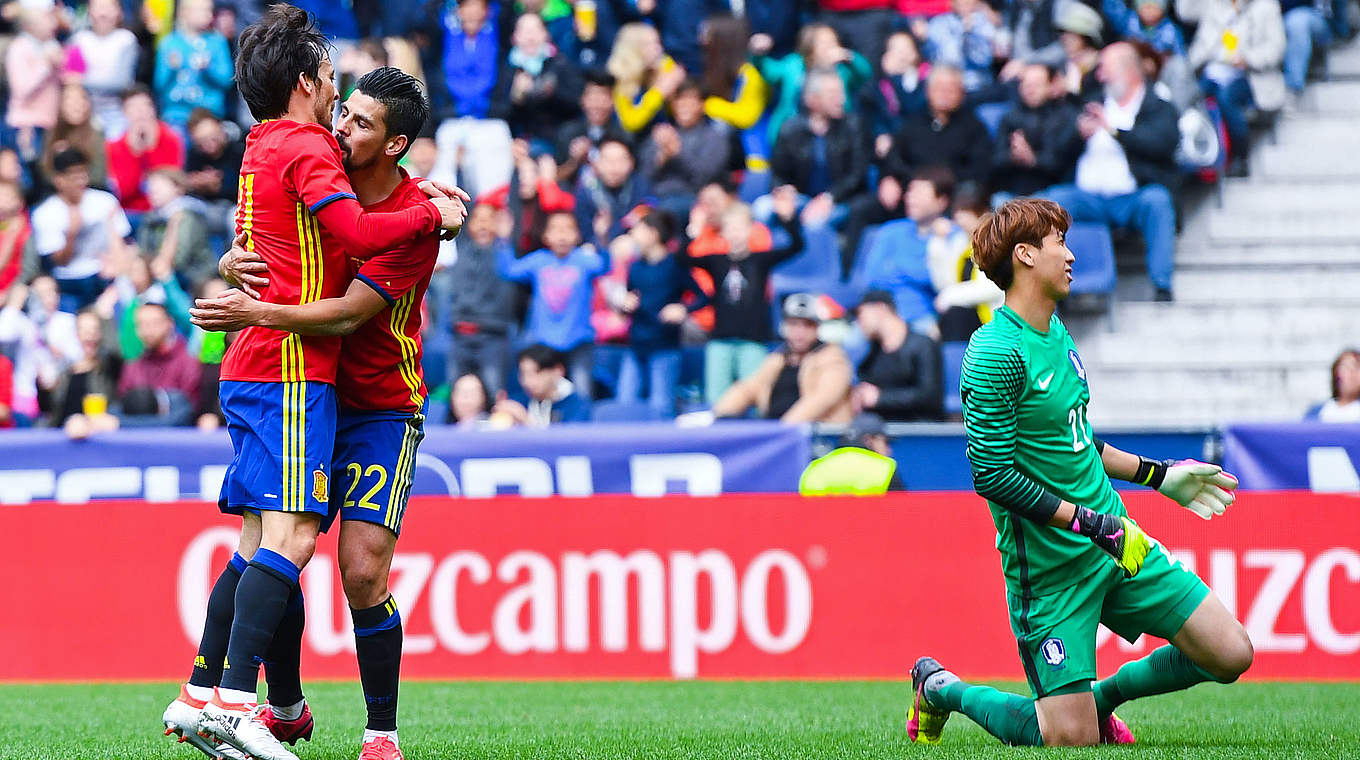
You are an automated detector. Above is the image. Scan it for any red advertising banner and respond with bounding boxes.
[3,491,1358,682]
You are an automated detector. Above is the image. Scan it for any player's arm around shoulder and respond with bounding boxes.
[190,279,389,337]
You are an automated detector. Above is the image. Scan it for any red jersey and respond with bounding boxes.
[337,175,439,413]
[221,120,441,384]
[106,122,184,213]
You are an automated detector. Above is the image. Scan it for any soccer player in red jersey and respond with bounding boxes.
[160,8,465,760]
[192,68,446,760]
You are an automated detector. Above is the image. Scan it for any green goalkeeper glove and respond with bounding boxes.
[1070,506,1151,577]
[1153,459,1238,520]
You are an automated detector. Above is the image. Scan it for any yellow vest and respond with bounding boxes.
[799,448,898,496]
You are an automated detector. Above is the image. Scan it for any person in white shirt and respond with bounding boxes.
[69,0,140,138]
[1040,42,1181,301]
[1307,350,1360,423]
[0,276,82,420]
[30,147,132,312]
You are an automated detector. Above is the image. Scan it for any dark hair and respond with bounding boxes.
[971,198,1072,290]
[1332,349,1360,400]
[235,4,329,121]
[598,135,634,160]
[353,66,430,160]
[636,208,676,243]
[52,147,90,174]
[186,107,220,133]
[121,83,154,105]
[674,77,704,99]
[583,68,617,90]
[518,343,567,371]
[910,166,956,205]
[952,184,989,216]
[701,13,750,100]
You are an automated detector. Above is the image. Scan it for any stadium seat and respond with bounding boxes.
[974,102,1013,138]
[590,400,664,423]
[825,224,883,309]
[942,341,968,417]
[1064,222,1118,323]
[772,225,841,296]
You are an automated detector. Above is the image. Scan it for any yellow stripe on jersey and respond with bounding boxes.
[239,174,256,252]
[384,415,421,531]
[388,291,424,411]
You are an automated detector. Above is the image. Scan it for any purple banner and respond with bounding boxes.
[1221,422,1360,491]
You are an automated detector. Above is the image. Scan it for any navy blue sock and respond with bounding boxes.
[351,596,402,731]
[189,552,248,689]
[220,548,300,694]
[263,587,306,708]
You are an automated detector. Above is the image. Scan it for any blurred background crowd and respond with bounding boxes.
[0,0,1355,435]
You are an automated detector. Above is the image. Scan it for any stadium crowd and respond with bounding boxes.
[0,0,1351,431]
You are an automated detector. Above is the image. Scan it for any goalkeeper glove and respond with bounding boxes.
[1070,505,1151,577]
[1137,457,1238,519]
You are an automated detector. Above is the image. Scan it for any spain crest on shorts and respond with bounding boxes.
[313,468,329,502]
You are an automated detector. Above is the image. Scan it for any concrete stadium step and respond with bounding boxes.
[1215,180,1360,211]
[1205,213,1360,246]
[1272,120,1360,148]
[1300,81,1360,115]
[1083,332,1341,367]
[1094,302,1360,342]
[1326,43,1360,79]
[1175,243,1360,267]
[1256,148,1360,179]
[1084,366,1329,425]
[1171,267,1360,302]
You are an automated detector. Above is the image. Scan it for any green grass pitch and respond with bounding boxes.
[2,680,1356,759]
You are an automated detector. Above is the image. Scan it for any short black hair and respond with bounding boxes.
[235,4,329,121]
[674,78,704,99]
[583,68,616,90]
[636,208,676,243]
[52,147,90,174]
[353,67,429,160]
[121,83,154,105]
[518,343,567,371]
[910,165,956,205]
[598,135,634,160]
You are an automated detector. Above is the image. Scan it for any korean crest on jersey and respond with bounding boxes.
[1068,349,1088,386]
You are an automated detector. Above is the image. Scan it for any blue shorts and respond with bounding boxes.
[330,405,426,536]
[219,380,339,530]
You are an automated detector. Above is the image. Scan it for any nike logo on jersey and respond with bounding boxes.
[1035,372,1055,390]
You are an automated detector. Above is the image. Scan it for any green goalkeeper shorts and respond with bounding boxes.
[1006,542,1211,698]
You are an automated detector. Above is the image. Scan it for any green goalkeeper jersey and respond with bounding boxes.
[960,306,1126,598]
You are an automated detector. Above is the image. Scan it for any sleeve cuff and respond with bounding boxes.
[355,272,397,306]
[308,191,357,214]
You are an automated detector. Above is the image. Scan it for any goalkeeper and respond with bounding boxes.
[906,198,1252,748]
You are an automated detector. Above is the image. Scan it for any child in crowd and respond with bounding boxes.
[616,210,708,417]
[498,211,610,397]
[153,0,235,129]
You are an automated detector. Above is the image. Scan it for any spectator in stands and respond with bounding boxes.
[506,12,584,147]
[757,23,872,148]
[69,0,139,137]
[852,289,944,422]
[1306,349,1360,422]
[616,209,708,417]
[100,252,194,361]
[450,202,518,398]
[1104,0,1187,56]
[843,172,906,279]
[1040,42,1179,301]
[41,84,109,193]
[935,187,1003,341]
[0,352,14,428]
[816,0,898,67]
[52,308,122,428]
[609,23,687,134]
[184,109,243,243]
[766,67,868,228]
[5,3,64,175]
[691,189,803,403]
[798,411,905,494]
[922,0,999,93]
[32,148,132,312]
[639,80,730,217]
[997,0,1064,75]
[191,278,231,432]
[153,0,234,129]
[0,277,82,423]
[1280,0,1331,99]
[493,343,591,425]
[116,302,200,426]
[991,63,1083,199]
[700,13,770,189]
[497,211,609,395]
[712,292,853,423]
[137,168,214,290]
[554,69,628,187]
[574,136,651,244]
[862,30,930,159]
[1187,0,1286,173]
[436,0,514,198]
[861,167,968,335]
[882,65,992,187]
[684,180,753,333]
[0,181,30,295]
[450,372,491,427]
[106,86,185,217]
[1055,3,1106,102]
[0,148,31,201]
